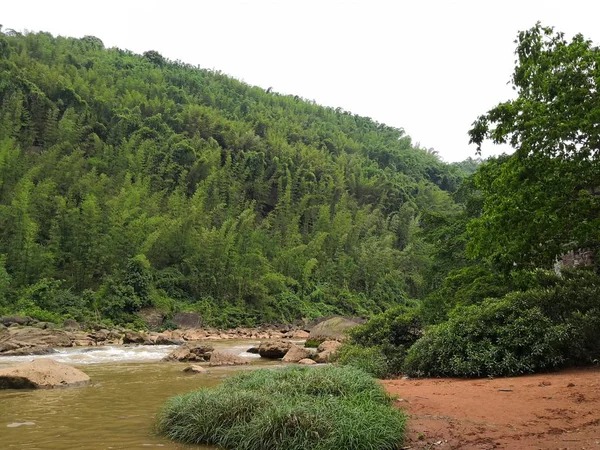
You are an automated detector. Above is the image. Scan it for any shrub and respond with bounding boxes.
[404,270,600,377]
[157,366,405,450]
[346,304,422,377]
[334,344,391,379]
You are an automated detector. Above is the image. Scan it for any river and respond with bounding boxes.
[0,341,284,449]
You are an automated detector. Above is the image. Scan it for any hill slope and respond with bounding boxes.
[0,30,468,327]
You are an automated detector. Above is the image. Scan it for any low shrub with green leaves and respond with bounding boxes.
[156,366,405,450]
[333,344,391,379]
[338,304,422,378]
[404,270,600,377]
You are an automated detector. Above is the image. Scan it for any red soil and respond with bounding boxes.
[383,367,600,450]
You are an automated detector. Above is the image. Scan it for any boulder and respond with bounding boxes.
[1,346,58,356]
[258,340,293,359]
[154,333,184,346]
[298,358,317,365]
[181,329,207,341]
[208,351,249,367]
[314,340,343,363]
[0,316,33,327]
[282,343,311,363]
[183,364,208,374]
[0,359,90,389]
[163,342,214,362]
[69,332,95,347]
[246,346,259,354]
[172,312,201,329]
[308,317,360,342]
[63,319,80,331]
[137,307,166,330]
[90,329,122,345]
[122,331,152,345]
[0,327,72,353]
[291,330,310,339]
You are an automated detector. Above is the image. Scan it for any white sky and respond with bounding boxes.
[3,0,599,162]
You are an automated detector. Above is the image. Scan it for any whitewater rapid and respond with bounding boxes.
[0,341,262,367]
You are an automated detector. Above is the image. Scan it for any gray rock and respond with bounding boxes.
[308,317,361,342]
[63,319,80,331]
[0,316,33,327]
[171,312,201,329]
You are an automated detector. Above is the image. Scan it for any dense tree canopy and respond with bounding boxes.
[468,23,600,270]
[0,29,471,327]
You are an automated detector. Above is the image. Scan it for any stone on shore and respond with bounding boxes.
[282,343,311,363]
[0,328,72,353]
[308,317,360,342]
[122,330,152,345]
[314,340,343,363]
[298,358,317,365]
[0,359,90,389]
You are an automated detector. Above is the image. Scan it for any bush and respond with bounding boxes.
[404,270,600,377]
[346,304,422,377]
[334,344,391,379]
[157,366,405,450]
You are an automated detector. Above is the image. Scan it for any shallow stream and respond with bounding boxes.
[0,341,281,449]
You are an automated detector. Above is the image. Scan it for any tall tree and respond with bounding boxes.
[468,23,600,270]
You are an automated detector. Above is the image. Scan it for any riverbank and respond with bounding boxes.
[0,321,310,357]
[383,366,600,450]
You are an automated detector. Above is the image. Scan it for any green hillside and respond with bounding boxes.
[0,29,471,327]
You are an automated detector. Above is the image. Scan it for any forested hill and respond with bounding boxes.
[0,30,474,327]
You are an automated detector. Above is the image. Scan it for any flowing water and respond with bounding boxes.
[0,341,284,450]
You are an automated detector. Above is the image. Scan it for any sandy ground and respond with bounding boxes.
[383,367,600,450]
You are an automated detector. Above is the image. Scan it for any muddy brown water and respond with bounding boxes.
[0,341,286,450]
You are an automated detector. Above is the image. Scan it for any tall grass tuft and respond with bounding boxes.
[156,366,405,450]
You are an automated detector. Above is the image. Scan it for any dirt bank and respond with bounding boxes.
[383,367,600,450]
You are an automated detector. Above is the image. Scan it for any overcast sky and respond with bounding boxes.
[3,1,599,162]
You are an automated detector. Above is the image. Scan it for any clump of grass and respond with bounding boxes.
[222,365,390,403]
[157,366,405,450]
[304,339,323,348]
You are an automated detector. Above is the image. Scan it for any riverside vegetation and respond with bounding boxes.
[336,23,600,379]
[157,366,405,450]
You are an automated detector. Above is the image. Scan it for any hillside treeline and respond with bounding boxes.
[0,29,475,327]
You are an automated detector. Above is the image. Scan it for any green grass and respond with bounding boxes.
[157,366,405,450]
[304,339,323,348]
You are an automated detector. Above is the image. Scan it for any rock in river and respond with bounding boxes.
[258,340,293,359]
[183,364,208,374]
[0,359,90,389]
[208,351,249,367]
[162,342,214,362]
